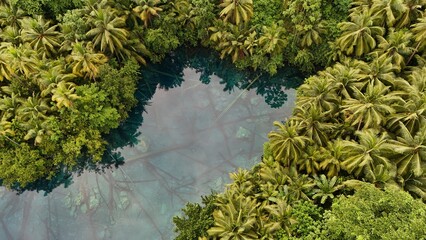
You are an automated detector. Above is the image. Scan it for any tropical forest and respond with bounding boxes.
[0,0,426,239]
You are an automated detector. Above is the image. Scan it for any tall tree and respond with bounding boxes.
[341,129,393,177]
[20,16,61,58]
[337,10,385,56]
[390,123,426,177]
[370,0,407,27]
[219,0,253,25]
[66,42,108,80]
[86,7,129,55]
[258,23,287,55]
[342,82,402,130]
[132,0,163,27]
[268,121,310,167]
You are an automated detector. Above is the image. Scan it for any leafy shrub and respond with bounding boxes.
[321,184,426,240]
[173,194,217,240]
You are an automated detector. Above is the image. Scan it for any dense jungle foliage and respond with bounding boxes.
[174,0,426,239]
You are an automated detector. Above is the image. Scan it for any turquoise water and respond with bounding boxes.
[0,50,302,239]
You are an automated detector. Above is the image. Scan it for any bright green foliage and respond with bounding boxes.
[143,28,180,62]
[287,201,323,239]
[10,0,82,17]
[97,60,139,120]
[64,84,120,133]
[321,184,426,239]
[173,194,217,240]
[251,0,281,26]
[0,143,48,187]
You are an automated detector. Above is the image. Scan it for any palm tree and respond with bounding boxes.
[370,0,407,27]
[297,145,321,175]
[258,156,287,185]
[342,82,402,130]
[243,30,257,56]
[395,0,426,28]
[16,94,50,122]
[0,3,26,30]
[35,60,77,97]
[210,23,254,62]
[51,81,80,109]
[133,0,163,27]
[375,29,414,71]
[0,43,14,81]
[86,7,129,55]
[389,68,426,124]
[293,106,335,147]
[387,67,426,132]
[21,117,54,145]
[7,43,40,79]
[411,15,426,50]
[297,76,340,114]
[219,0,253,25]
[389,123,426,177]
[218,28,246,62]
[283,166,315,201]
[116,36,150,65]
[228,168,255,196]
[311,175,342,204]
[337,10,385,56]
[0,92,21,120]
[350,0,374,13]
[20,16,61,58]
[207,195,259,239]
[171,0,199,31]
[268,120,310,167]
[387,97,426,134]
[0,119,14,137]
[258,23,287,55]
[319,62,365,99]
[397,171,426,200]
[300,21,325,48]
[364,163,395,187]
[319,140,344,178]
[0,25,21,45]
[263,199,296,236]
[66,42,108,80]
[360,52,399,87]
[341,129,393,177]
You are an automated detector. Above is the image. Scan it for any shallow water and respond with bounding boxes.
[0,52,302,239]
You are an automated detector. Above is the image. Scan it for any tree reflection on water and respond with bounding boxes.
[0,49,303,239]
